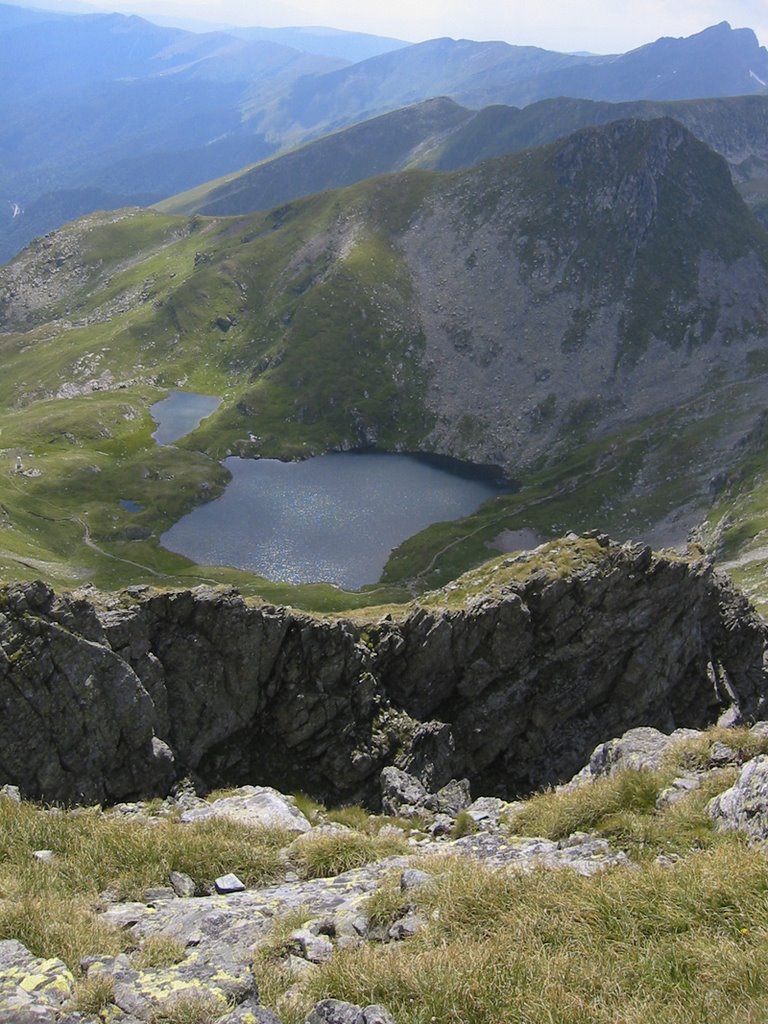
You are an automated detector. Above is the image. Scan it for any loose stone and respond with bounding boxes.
[215,873,246,894]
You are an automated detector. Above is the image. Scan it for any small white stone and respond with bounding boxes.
[214,873,246,894]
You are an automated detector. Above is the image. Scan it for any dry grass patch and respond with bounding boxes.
[131,934,187,969]
[0,794,290,970]
[595,767,742,859]
[293,846,768,1024]
[251,906,325,1021]
[507,759,745,860]
[0,893,124,970]
[291,791,327,825]
[252,906,317,964]
[326,804,422,836]
[149,991,230,1024]
[0,796,290,901]
[364,872,418,930]
[67,973,115,1016]
[662,725,768,773]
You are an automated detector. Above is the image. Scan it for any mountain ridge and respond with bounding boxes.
[158,94,768,224]
[252,21,768,145]
[2,16,767,264]
[1,536,764,805]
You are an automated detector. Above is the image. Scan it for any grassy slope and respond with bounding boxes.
[0,186,437,607]
[1,130,768,611]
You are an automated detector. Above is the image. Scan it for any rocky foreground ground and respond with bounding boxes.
[3,721,768,1023]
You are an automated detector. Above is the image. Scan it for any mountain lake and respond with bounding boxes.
[151,392,512,590]
[161,453,512,590]
[150,391,222,445]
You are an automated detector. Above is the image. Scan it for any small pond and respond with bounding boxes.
[160,452,513,590]
[150,391,221,445]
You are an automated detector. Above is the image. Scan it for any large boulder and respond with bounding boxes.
[179,786,312,833]
[565,725,703,788]
[708,755,768,841]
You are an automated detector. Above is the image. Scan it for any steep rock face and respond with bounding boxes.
[0,580,174,804]
[98,587,395,802]
[0,539,766,805]
[374,542,768,793]
[404,118,768,470]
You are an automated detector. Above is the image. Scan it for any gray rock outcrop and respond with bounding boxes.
[708,754,768,841]
[179,787,313,833]
[0,580,174,805]
[566,725,702,788]
[306,1001,396,1024]
[0,538,766,806]
[0,940,75,1020]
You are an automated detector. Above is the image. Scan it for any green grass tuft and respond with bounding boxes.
[149,991,230,1024]
[0,894,124,971]
[131,934,187,969]
[290,830,408,879]
[508,769,667,842]
[67,972,116,1015]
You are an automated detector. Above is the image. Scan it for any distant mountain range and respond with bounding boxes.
[254,21,768,141]
[0,8,766,263]
[0,4,345,259]
[228,25,407,62]
[159,94,768,226]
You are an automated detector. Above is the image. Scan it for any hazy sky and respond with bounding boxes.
[114,0,768,51]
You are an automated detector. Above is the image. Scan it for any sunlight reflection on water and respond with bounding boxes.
[161,452,511,590]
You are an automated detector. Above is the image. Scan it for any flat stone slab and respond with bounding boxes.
[180,786,313,833]
[442,831,629,875]
[101,856,412,954]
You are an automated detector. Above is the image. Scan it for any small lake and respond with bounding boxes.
[160,452,512,590]
[151,391,221,445]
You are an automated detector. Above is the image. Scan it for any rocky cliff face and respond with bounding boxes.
[406,118,768,470]
[1,536,766,806]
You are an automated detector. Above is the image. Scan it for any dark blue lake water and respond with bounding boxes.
[160,452,511,590]
[150,391,221,445]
